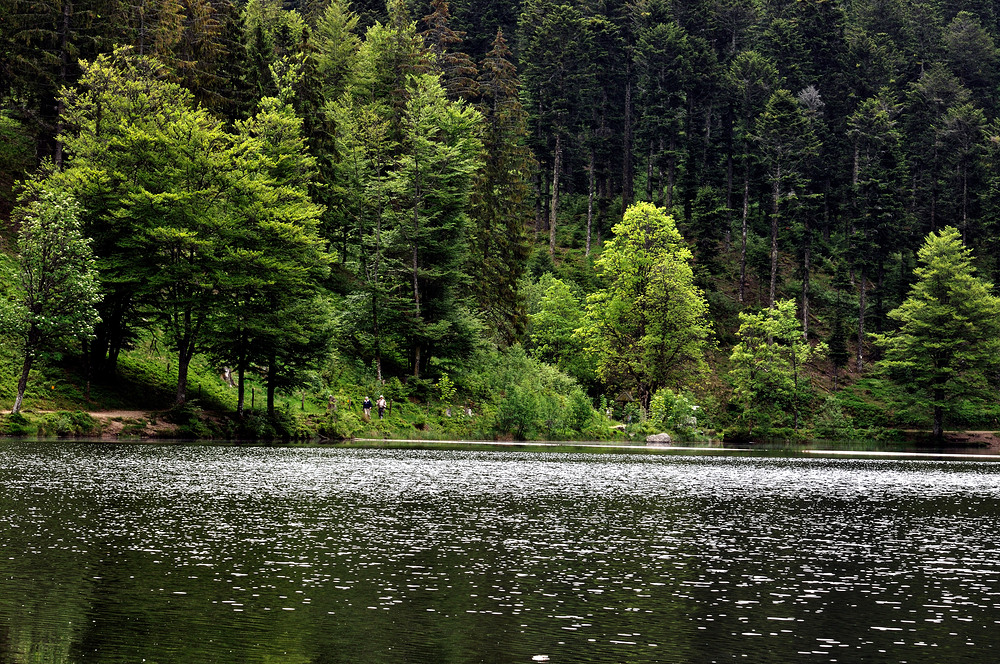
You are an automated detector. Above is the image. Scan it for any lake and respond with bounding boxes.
[1,441,999,663]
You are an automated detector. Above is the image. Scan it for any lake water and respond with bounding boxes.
[1,441,999,663]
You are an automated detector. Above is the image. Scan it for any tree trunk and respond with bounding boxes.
[802,215,810,340]
[666,133,676,210]
[174,343,194,406]
[549,132,562,255]
[236,364,246,416]
[646,140,654,202]
[586,148,594,256]
[933,387,944,439]
[739,165,749,304]
[621,77,633,215]
[857,266,866,373]
[12,352,34,415]
[769,168,780,308]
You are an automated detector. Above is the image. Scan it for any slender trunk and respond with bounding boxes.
[656,136,665,206]
[802,215,810,340]
[646,140,654,202]
[857,266,866,373]
[933,387,944,439]
[769,169,780,308]
[622,77,633,215]
[534,169,543,237]
[586,148,594,256]
[549,132,562,256]
[725,112,734,250]
[237,364,245,417]
[961,163,968,243]
[12,352,34,414]
[666,133,676,210]
[739,163,749,304]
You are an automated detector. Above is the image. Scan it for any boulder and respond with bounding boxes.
[646,433,672,445]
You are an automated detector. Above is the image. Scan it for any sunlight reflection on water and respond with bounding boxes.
[1,443,999,663]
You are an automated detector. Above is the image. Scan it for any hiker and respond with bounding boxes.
[362,396,372,419]
[376,395,387,419]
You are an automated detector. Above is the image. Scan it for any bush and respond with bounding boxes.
[317,409,362,440]
[2,412,35,436]
[649,388,702,437]
[813,396,857,441]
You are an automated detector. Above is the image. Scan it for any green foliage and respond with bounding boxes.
[582,202,712,409]
[649,388,703,437]
[464,346,601,440]
[528,276,595,388]
[3,188,100,413]
[874,227,1000,436]
[729,299,827,435]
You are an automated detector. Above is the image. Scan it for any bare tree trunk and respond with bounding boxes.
[769,169,780,308]
[586,148,594,256]
[802,214,810,340]
[646,140,654,202]
[621,77,633,215]
[666,133,676,210]
[12,353,33,414]
[857,266,866,373]
[237,364,246,417]
[739,165,749,304]
[549,132,562,256]
[933,387,944,439]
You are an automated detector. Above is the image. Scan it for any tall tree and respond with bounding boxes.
[754,88,819,307]
[420,0,478,102]
[874,226,1000,438]
[3,189,100,413]
[582,202,712,410]
[469,29,533,346]
[726,49,778,304]
[519,0,593,254]
[388,73,482,378]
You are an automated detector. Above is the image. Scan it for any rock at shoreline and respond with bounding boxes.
[646,433,672,445]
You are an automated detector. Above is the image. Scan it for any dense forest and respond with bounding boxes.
[3,0,1000,441]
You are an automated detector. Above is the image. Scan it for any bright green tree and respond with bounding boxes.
[387,73,482,378]
[582,202,712,410]
[4,189,100,413]
[729,299,826,435]
[873,227,1000,439]
[211,94,330,416]
[529,276,594,388]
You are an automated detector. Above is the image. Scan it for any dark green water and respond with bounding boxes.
[1,442,999,663]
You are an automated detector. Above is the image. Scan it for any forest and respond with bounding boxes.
[2,0,1000,441]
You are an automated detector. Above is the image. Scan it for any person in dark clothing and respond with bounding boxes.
[362,396,372,419]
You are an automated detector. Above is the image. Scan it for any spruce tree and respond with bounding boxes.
[874,227,1000,438]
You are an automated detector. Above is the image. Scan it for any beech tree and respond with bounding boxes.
[4,189,100,413]
[874,227,1000,438]
[582,202,712,409]
[729,299,825,435]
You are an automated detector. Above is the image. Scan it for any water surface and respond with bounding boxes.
[1,442,999,663]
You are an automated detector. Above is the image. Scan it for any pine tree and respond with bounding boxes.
[469,28,533,347]
[874,226,1000,438]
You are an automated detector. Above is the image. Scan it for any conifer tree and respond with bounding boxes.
[874,227,1000,438]
[469,28,533,347]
